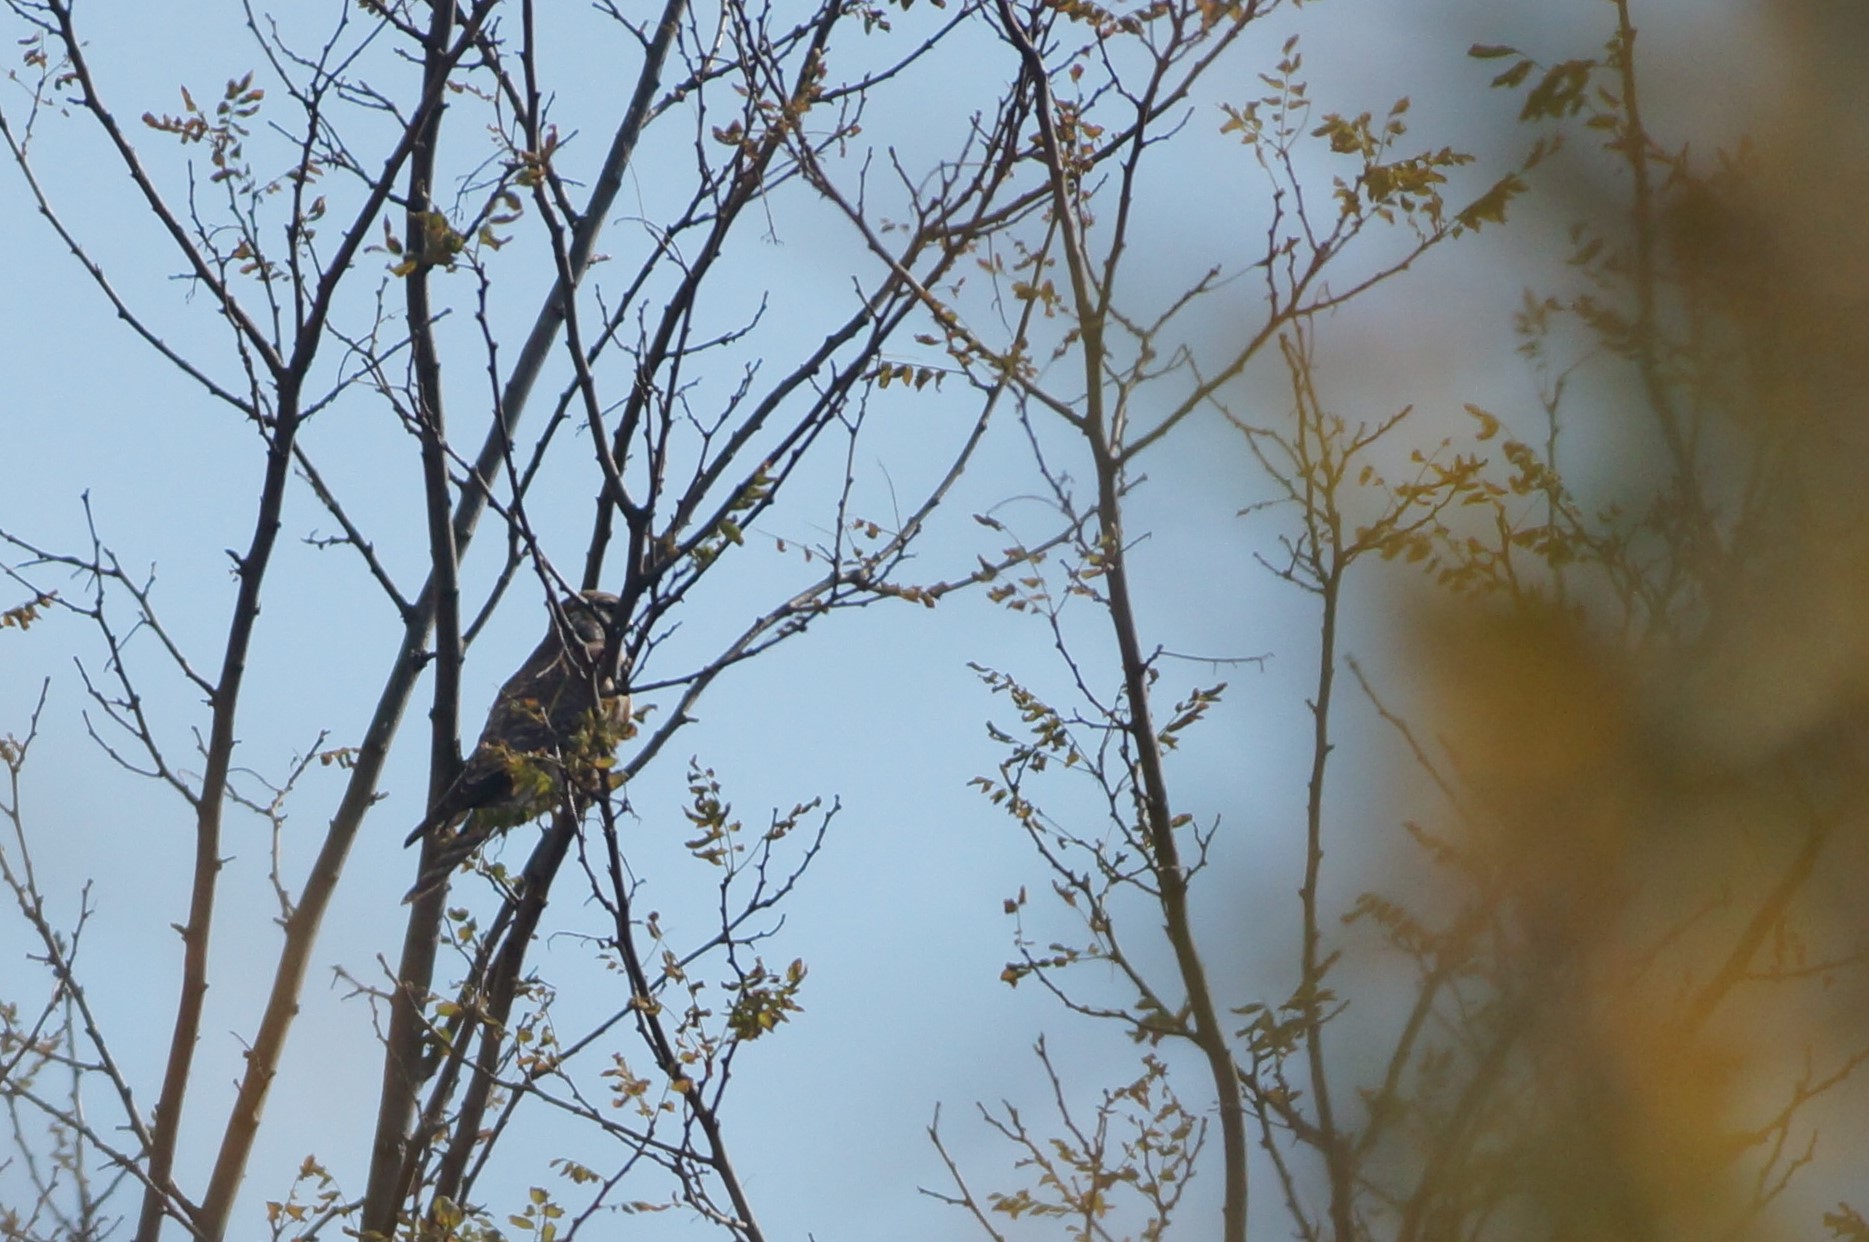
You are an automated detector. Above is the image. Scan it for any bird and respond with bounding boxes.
[404,589,630,900]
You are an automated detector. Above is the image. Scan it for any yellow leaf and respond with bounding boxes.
[1464,403,1502,440]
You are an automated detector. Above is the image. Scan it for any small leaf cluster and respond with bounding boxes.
[140,73,264,186]
[1,592,54,631]
[868,359,945,390]
[263,1155,346,1242]
[977,1050,1203,1242]
[724,957,807,1040]
[682,762,740,865]
[502,1185,565,1242]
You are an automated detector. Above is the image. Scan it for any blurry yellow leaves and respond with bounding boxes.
[1396,83,1869,1191]
[1508,982,1750,1240]
[1418,605,1631,819]
[1454,173,1525,231]
[1393,597,1843,1239]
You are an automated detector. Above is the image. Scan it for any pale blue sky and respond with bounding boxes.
[0,1,1766,1238]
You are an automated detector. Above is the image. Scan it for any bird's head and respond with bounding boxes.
[563,589,622,647]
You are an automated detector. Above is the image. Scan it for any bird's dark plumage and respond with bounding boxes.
[404,590,629,899]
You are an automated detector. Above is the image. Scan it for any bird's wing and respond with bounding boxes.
[404,631,603,847]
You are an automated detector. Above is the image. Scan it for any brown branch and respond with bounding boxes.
[427,812,579,1213]
[356,0,471,1231]
[453,0,690,564]
[177,5,507,1233]
[991,4,1251,1237]
[45,0,283,375]
[354,2,693,1229]
[1281,329,1358,1241]
[598,804,767,1242]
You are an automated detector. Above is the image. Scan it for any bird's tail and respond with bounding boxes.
[403,811,484,903]
[404,809,442,849]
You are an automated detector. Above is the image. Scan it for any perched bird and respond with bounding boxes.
[404,589,629,900]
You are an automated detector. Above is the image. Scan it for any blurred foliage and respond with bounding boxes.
[1355,2,1869,1237]
[952,0,1869,1238]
